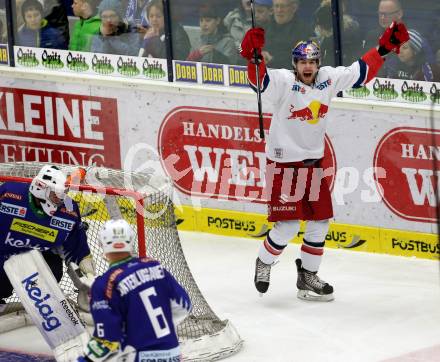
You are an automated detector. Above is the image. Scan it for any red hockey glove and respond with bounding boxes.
[378,21,409,55]
[240,27,265,60]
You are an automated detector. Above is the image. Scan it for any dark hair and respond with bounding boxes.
[314,3,332,31]
[21,0,43,20]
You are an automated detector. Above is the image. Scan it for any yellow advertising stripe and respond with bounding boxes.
[174,206,439,260]
[10,218,58,242]
[380,229,439,260]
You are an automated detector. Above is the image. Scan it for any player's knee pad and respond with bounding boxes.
[304,219,329,244]
[269,220,301,246]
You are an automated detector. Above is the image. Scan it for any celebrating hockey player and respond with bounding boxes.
[79,219,192,362]
[240,21,409,301]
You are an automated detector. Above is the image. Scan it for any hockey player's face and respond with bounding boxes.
[47,187,67,207]
[296,59,319,85]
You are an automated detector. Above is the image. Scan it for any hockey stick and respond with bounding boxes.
[249,0,265,140]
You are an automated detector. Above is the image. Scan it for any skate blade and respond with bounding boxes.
[297,290,334,302]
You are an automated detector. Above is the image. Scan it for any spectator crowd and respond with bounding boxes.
[2,0,439,81]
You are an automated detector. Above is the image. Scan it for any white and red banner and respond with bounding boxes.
[374,127,439,223]
[0,87,121,168]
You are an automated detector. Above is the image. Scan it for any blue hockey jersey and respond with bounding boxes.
[0,181,90,265]
[90,256,192,360]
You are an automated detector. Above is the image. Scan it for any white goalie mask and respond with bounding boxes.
[100,219,135,254]
[29,165,68,216]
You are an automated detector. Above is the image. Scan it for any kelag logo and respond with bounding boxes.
[374,127,440,223]
[0,87,121,168]
[158,107,336,203]
[22,272,61,332]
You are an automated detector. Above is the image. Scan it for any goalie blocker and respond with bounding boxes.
[4,249,89,362]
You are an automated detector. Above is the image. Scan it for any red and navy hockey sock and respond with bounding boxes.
[300,239,325,272]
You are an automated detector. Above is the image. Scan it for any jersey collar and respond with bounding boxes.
[109,256,134,268]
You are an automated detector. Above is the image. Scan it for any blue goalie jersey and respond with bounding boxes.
[0,181,90,265]
[90,257,192,359]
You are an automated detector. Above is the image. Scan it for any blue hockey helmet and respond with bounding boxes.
[292,40,321,68]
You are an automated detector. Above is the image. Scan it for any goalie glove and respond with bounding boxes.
[378,21,409,56]
[79,255,96,281]
[68,256,96,313]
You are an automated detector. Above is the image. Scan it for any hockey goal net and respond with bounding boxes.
[0,162,243,361]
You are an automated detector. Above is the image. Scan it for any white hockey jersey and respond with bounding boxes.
[258,61,368,162]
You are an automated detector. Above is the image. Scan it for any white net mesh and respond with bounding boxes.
[0,162,243,361]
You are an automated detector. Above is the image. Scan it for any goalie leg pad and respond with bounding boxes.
[4,250,89,356]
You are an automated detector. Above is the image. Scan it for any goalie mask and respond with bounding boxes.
[29,165,68,216]
[100,219,134,254]
[292,40,321,69]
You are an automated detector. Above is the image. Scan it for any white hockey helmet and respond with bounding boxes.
[29,165,68,216]
[100,219,135,254]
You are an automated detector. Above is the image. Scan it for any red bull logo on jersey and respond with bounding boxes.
[288,101,329,124]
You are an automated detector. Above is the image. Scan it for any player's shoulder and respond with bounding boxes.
[55,197,81,220]
[268,67,294,79]
[315,65,353,88]
[0,181,29,201]
[92,265,126,299]
[139,256,160,265]
[317,66,336,78]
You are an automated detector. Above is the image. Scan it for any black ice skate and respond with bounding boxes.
[254,258,272,295]
[295,259,334,302]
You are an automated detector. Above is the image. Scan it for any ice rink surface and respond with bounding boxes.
[1,231,439,362]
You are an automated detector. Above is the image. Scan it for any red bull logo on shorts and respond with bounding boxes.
[288,101,329,124]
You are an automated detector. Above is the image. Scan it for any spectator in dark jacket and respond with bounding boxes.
[44,0,70,47]
[17,0,67,49]
[139,0,190,60]
[263,0,313,69]
[187,4,238,64]
[383,29,439,82]
[91,0,139,56]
